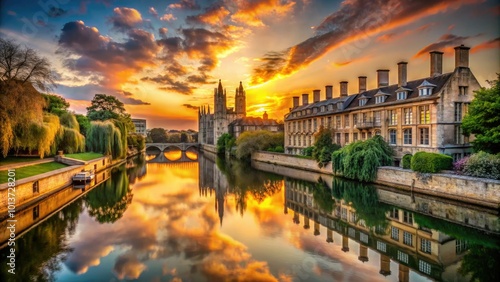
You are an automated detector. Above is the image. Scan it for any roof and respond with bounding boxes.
[229,116,280,126]
[285,72,453,121]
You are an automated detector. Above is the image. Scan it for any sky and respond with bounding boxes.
[1,0,499,130]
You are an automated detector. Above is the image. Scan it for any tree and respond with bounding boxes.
[312,126,340,168]
[43,94,69,116]
[75,114,90,137]
[217,133,233,154]
[235,130,284,160]
[148,128,168,143]
[87,94,134,131]
[462,75,500,154]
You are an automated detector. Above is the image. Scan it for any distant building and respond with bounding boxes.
[284,45,479,163]
[228,112,284,139]
[131,118,147,136]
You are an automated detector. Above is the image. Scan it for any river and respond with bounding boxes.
[1,150,499,282]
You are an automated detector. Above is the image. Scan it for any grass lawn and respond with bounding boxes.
[0,156,43,167]
[0,162,68,184]
[65,152,104,161]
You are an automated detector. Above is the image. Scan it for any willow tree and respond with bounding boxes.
[86,120,126,159]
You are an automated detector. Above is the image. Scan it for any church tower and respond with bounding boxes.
[214,79,228,143]
[235,81,246,118]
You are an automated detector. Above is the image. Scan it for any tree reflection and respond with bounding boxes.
[127,153,147,184]
[332,178,389,231]
[85,165,133,223]
[0,198,84,282]
[311,178,335,213]
[459,245,500,282]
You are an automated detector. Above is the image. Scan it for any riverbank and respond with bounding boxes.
[251,151,500,209]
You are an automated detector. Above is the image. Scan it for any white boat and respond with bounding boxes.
[72,170,95,182]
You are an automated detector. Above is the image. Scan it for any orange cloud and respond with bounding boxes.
[471,37,500,53]
[231,0,296,27]
[186,5,230,26]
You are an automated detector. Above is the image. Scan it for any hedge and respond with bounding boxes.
[410,151,452,173]
[402,154,412,169]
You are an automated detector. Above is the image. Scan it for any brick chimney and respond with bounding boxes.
[302,93,309,105]
[455,44,470,68]
[430,51,443,77]
[292,96,299,108]
[358,76,367,93]
[397,62,407,87]
[325,85,333,100]
[377,69,389,87]
[340,81,348,97]
[313,89,321,102]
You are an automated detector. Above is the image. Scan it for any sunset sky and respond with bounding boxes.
[1,0,499,130]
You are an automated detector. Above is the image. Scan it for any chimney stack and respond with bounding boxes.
[455,44,470,68]
[292,96,299,108]
[430,51,443,77]
[377,69,389,88]
[340,81,348,97]
[397,62,408,87]
[313,89,321,103]
[358,76,367,93]
[302,93,309,105]
[325,85,333,100]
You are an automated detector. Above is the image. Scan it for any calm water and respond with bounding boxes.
[1,150,499,282]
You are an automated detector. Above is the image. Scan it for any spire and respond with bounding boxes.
[217,79,223,95]
[239,81,244,93]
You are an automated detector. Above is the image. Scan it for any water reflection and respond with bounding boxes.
[0,152,498,282]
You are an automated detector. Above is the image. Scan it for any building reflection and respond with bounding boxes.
[284,177,477,282]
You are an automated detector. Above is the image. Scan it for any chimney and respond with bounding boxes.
[325,85,333,100]
[430,51,443,77]
[397,62,408,87]
[302,93,309,105]
[313,89,321,103]
[340,81,348,97]
[377,69,389,88]
[358,76,367,93]
[292,96,299,108]
[455,44,470,68]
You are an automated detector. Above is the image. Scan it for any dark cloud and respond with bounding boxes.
[251,0,483,85]
[166,61,188,76]
[168,0,200,10]
[183,104,199,110]
[142,75,193,95]
[187,73,213,84]
[158,27,168,38]
[48,6,67,17]
[414,33,480,57]
[109,7,144,32]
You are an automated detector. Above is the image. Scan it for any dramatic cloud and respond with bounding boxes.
[158,27,168,38]
[231,0,296,27]
[186,4,230,26]
[414,33,479,58]
[183,104,199,110]
[472,37,500,53]
[251,0,483,85]
[148,7,158,17]
[109,7,143,31]
[377,23,435,43]
[142,74,193,95]
[168,0,200,10]
[113,253,147,280]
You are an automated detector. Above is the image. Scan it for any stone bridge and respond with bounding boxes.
[145,143,199,152]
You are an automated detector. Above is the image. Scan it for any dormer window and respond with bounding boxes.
[328,104,333,111]
[337,102,343,110]
[397,91,407,100]
[417,80,436,97]
[359,98,368,106]
[375,96,385,104]
[313,107,318,113]
[321,106,325,112]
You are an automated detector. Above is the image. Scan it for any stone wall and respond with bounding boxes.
[251,151,500,208]
[201,144,217,154]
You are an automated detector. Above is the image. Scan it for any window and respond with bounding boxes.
[455,102,463,122]
[336,133,341,144]
[353,114,358,126]
[345,133,349,143]
[397,91,407,100]
[403,129,412,145]
[374,111,381,125]
[455,125,468,144]
[360,233,369,244]
[327,117,331,128]
[389,129,397,145]
[419,88,432,96]
[375,130,381,136]
[348,227,356,238]
[368,132,372,139]
[389,208,399,219]
[336,116,341,129]
[419,128,430,145]
[459,86,469,95]
[419,260,432,275]
[313,119,317,131]
[359,98,367,106]
[456,240,468,254]
[361,132,366,140]
[362,113,368,123]
[404,108,413,124]
[337,102,343,109]
[389,110,397,125]
[349,212,357,223]
[33,205,40,220]
[391,226,399,240]
[344,114,349,127]
[375,96,385,104]
[321,106,325,112]
[353,133,358,142]
[398,251,409,264]
[421,238,431,253]
[33,181,39,193]
[419,105,430,124]
[403,231,413,246]
[377,241,387,252]
[341,208,347,220]
[403,211,413,224]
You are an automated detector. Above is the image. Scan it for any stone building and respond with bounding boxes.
[284,45,479,162]
[131,118,147,136]
[228,112,284,139]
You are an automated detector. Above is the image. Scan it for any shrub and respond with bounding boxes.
[410,151,453,173]
[453,156,470,174]
[216,133,233,154]
[462,152,500,180]
[402,154,412,169]
[235,130,284,160]
[303,146,314,157]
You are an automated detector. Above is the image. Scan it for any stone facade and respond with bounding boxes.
[284,45,480,163]
[228,113,284,139]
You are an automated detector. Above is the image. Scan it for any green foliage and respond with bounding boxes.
[127,133,146,151]
[302,146,314,157]
[235,130,284,160]
[462,75,500,154]
[402,154,412,169]
[312,126,340,167]
[59,112,80,131]
[86,94,135,132]
[75,114,90,137]
[86,120,126,159]
[43,94,69,116]
[462,151,500,180]
[410,151,452,173]
[217,133,233,154]
[148,128,168,143]
[13,113,61,158]
[267,145,284,153]
[0,162,67,183]
[459,245,500,282]
[331,135,393,182]
[58,127,85,154]
[311,179,334,213]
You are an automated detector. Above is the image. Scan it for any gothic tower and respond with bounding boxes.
[214,79,228,143]
[235,81,246,118]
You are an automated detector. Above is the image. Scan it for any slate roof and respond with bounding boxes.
[285,72,453,121]
[229,116,280,126]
